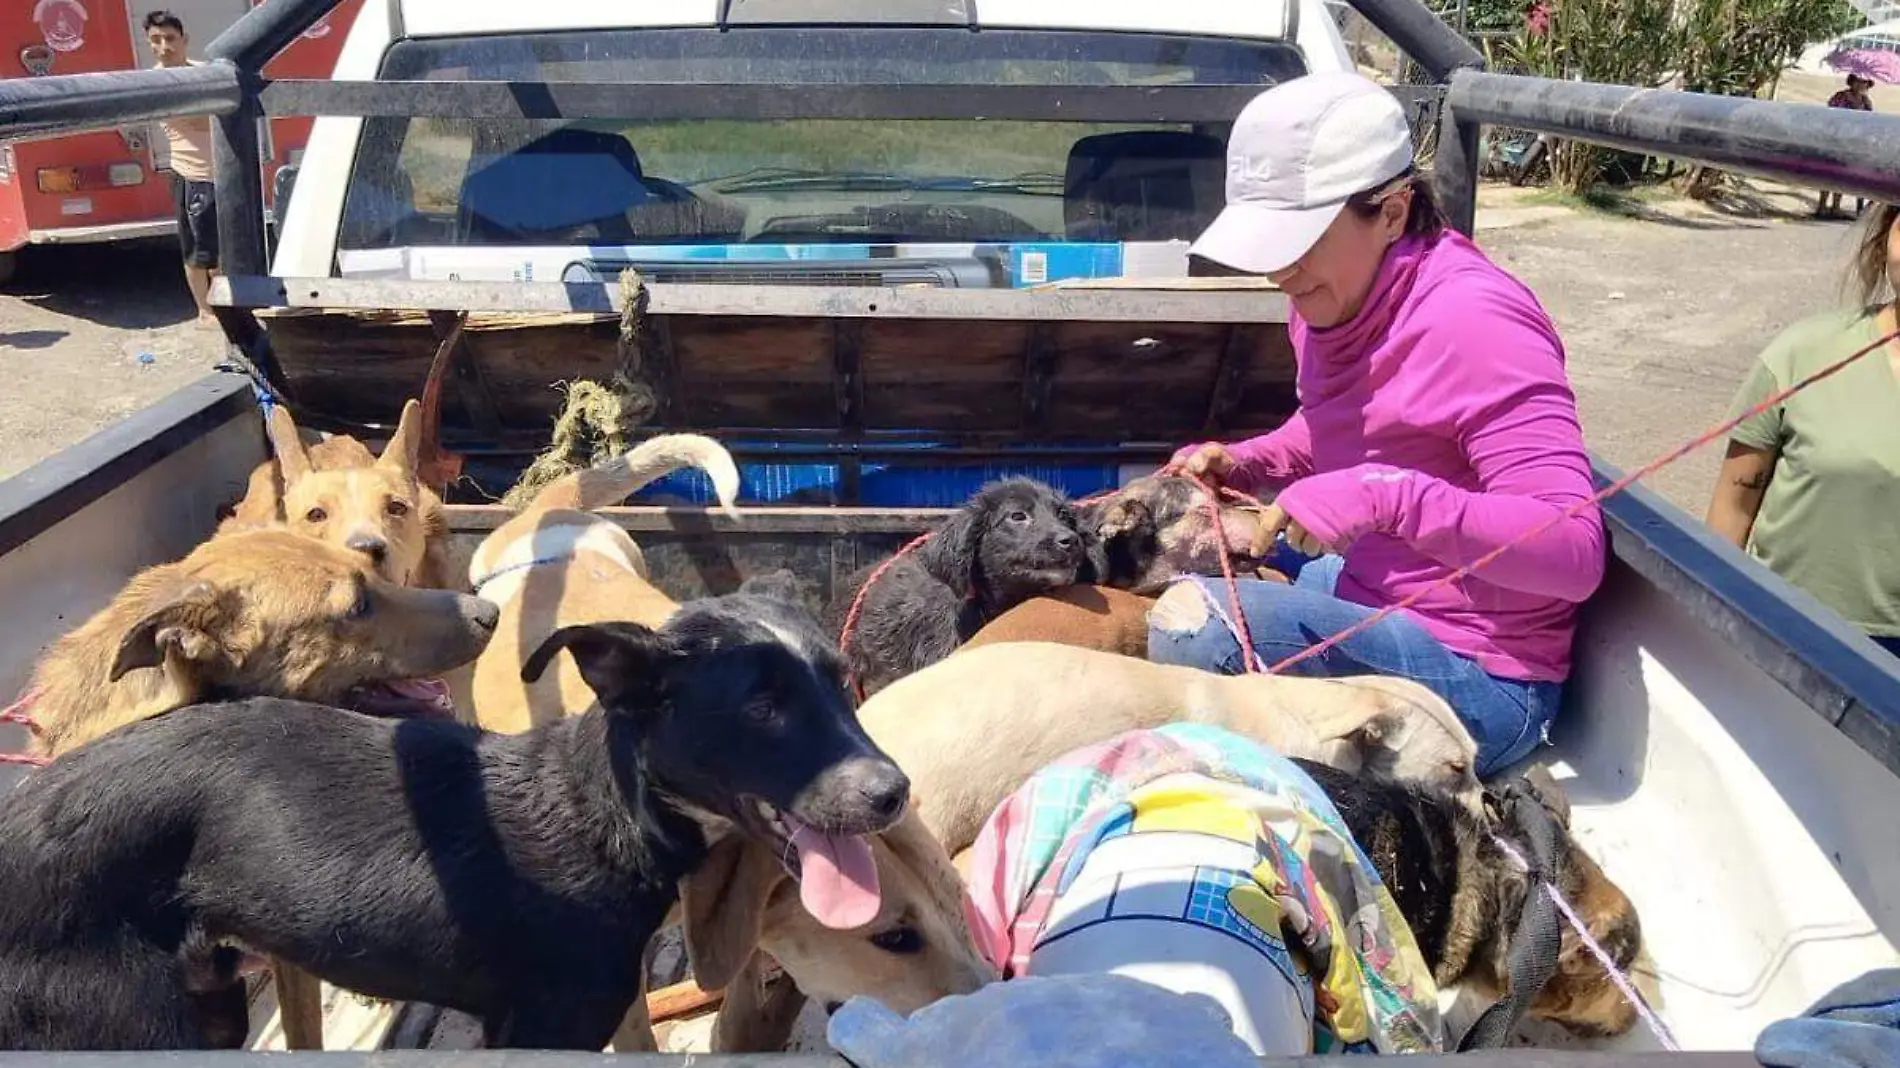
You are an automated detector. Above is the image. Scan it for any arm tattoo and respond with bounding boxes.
[1733,471,1771,492]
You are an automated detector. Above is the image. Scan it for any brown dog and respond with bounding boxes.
[960,586,1156,659]
[461,434,742,735]
[678,806,993,1053]
[220,403,452,590]
[22,528,496,760]
[1084,472,1282,592]
[215,401,458,1050]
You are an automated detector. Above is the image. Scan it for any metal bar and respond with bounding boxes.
[208,0,348,66]
[1341,0,1484,81]
[0,65,240,143]
[217,277,1294,324]
[1435,103,1482,236]
[0,375,253,558]
[256,80,1440,123]
[1449,70,1900,201]
[0,1045,1768,1066]
[212,96,270,278]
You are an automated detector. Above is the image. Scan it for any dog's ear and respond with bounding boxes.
[522,622,681,713]
[680,832,788,991]
[265,405,313,486]
[926,507,983,593]
[111,580,227,682]
[1519,764,1573,828]
[378,399,424,483]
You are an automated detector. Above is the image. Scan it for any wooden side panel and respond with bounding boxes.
[264,311,1298,446]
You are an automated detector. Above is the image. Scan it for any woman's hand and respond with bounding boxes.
[1250,500,1333,557]
[1174,442,1238,485]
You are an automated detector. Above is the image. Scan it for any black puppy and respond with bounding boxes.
[825,477,1088,698]
[0,589,908,1051]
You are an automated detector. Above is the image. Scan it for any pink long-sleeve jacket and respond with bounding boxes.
[1197,230,1604,682]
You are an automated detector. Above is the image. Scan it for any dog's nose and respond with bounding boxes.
[460,596,499,633]
[854,760,911,824]
[345,534,389,563]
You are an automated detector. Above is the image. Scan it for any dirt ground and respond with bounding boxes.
[0,184,1872,514]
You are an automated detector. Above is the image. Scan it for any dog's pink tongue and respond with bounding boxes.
[784,816,880,930]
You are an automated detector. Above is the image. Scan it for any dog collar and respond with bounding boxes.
[471,553,574,597]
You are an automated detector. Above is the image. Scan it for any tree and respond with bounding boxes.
[1673,0,1862,196]
[1498,0,1678,194]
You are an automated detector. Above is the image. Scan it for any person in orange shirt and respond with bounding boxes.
[144,10,218,323]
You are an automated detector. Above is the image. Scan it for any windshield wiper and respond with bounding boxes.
[704,170,1067,195]
[703,170,926,194]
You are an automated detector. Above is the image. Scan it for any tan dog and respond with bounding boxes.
[861,642,1481,854]
[705,642,1481,1052]
[678,806,993,1053]
[215,402,458,1050]
[22,528,496,760]
[220,403,452,590]
[461,434,743,735]
[960,586,1156,659]
[454,436,740,1052]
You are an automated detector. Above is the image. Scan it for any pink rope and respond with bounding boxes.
[1491,835,1681,1051]
[0,688,48,769]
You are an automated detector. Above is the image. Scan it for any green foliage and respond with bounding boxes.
[1676,0,1863,98]
[1496,0,1677,194]
[1489,0,1862,194]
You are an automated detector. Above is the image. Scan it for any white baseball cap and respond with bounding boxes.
[1191,72,1417,275]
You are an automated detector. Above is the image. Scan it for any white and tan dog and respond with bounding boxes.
[461,436,743,734]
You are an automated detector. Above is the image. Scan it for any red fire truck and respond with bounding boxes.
[0,0,360,283]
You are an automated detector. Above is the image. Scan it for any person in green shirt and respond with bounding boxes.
[1707,203,1900,655]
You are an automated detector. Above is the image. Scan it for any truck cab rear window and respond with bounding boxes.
[336,27,1304,252]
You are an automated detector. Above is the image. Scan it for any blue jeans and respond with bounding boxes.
[1147,556,1561,777]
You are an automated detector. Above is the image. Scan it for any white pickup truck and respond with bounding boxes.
[0,0,1896,1063]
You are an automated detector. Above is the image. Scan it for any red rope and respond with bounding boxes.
[1178,471,1263,673]
[1254,327,1900,677]
[839,532,937,700]
[846,318,1880,697]
[0,689,49,769]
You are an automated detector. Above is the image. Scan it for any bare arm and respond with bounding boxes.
[1705,440,1777,549]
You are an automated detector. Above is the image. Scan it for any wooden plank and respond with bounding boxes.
[216,276,1295,324]
[1020,322,1059,436]
[639,314,681,425]
[444,504,951,536]
[646,980,723,1024]
[1204,324,1256,434]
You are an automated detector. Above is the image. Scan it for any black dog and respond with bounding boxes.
[826,477,1089,698]
[0,589,908,1051]
[1292,760,1645,1041]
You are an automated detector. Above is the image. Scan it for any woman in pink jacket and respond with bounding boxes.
[1155,72,1605,776]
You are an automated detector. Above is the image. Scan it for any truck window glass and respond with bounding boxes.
[336,27,1305,252]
